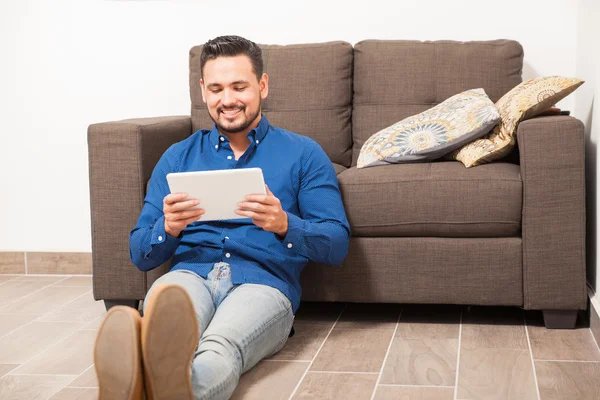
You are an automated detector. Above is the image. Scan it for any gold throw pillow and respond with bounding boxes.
[450,76,583,168]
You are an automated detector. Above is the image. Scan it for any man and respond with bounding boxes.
[94,35,350,400]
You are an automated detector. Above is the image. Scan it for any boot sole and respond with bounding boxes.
[95,306,144,400]
[142,284,199,400]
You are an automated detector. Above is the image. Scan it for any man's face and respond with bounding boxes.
[200,55,268,135]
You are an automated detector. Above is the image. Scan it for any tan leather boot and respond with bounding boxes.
[141,284,199,400]
[95,306,145,400]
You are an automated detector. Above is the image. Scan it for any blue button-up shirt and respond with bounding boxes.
[129,116,350,313]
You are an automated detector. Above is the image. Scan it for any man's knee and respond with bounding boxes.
[196,334,243,374]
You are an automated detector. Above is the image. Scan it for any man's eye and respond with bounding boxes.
[210,89,222,93]
[234,87,246,91]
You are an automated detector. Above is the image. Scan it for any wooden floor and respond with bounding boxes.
[0,274,599,400]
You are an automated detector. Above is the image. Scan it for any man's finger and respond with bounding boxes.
[164,192,188,205]
[238,202,268,213]
[181,214,203,224]
[171,208,205,221]
[171,199,200,212]
[236,209,266,220]
[245,194,272,204]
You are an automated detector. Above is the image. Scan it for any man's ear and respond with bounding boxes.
[199,79,207,103]
[259,73,269,100]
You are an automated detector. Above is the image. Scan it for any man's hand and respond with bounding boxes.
[236,185,288,237]
[163,193,205,238]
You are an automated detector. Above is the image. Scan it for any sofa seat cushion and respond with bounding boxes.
[337,161,522,237]
[332,163,347,175]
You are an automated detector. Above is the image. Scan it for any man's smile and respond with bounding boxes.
[220,108,243,119]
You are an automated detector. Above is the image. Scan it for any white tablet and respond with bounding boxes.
[166,168,266,222]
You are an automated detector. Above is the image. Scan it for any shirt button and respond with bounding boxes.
[158,236,163,242]
[287,243,293,248]
[225,236,229,239]
[225,253,231,258]
[214,145,218,149]
[220,136,225,142]
[255,139,259,144]
[227,156,232,160]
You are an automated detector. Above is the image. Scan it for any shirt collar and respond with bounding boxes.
[209,114,270,151]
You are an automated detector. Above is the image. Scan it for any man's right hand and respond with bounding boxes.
[163,193,205,238]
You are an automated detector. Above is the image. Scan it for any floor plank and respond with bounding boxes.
[535,361,600,400]
[0,321,83,364]
[48,387,99,400]
[268,321,333,361]
[0,286,90,314]
[374,385,455,400]
[380,337,458,386]
[527,325,600,361]
[231,360,308,400]
[462,306,527,350]
[311,328,395,373]
[10,330,97,375]
[293,372,377,400]
[457,348,537,400]
[0,374,75,400]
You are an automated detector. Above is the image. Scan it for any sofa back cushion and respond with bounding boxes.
[352,40,523,165]
[189,41,354,167]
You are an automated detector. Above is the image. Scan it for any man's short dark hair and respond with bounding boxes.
[200,35,263,81]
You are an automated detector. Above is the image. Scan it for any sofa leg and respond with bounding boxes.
[104,299,140,312]
[542,310,578,329]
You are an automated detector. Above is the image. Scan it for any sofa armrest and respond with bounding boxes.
[88,116,192,301]
[517,115,587,310]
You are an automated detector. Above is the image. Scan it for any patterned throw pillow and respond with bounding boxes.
[450,76,584,168]
[357,89,500,168]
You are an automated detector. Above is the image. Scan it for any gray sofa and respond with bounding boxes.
[88,40,586,329]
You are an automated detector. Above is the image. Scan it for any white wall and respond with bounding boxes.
[0,0,579,252]
[575,0,600,293]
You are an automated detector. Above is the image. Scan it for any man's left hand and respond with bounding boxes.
[236,185,288,237]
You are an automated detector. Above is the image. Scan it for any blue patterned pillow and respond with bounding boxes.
[357,89,500,168]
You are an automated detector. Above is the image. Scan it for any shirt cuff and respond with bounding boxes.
[150,215,181,248]
[281,212,305,254]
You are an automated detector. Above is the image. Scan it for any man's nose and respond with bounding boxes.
[222,89,236,106]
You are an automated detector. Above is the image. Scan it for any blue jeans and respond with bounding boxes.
[143,262,295,400]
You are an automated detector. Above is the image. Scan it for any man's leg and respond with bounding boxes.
[141,270,215,400]
[191,283,295,400]
[143,269,216,334]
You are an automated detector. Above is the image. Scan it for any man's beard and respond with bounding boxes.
[211,102,261,134]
